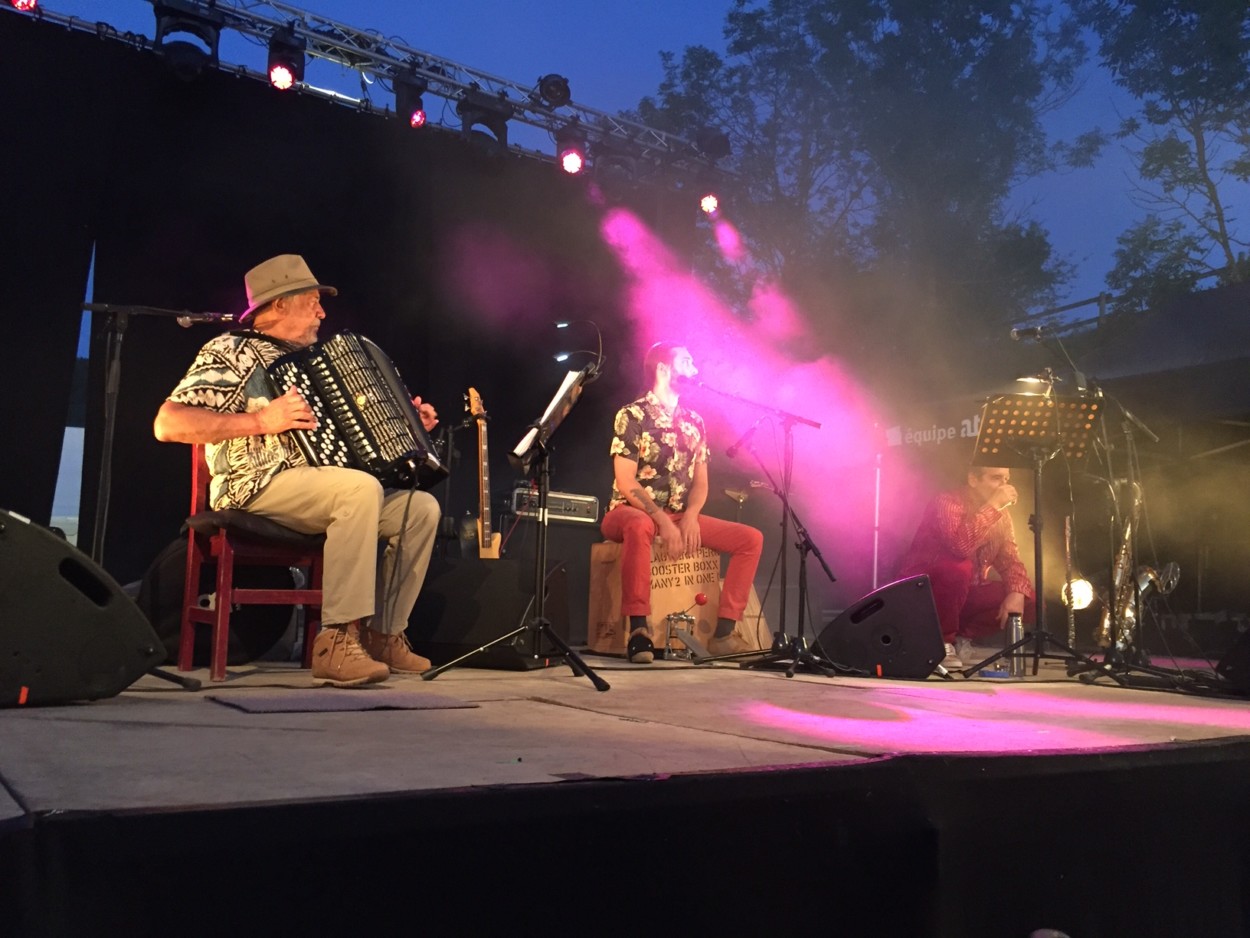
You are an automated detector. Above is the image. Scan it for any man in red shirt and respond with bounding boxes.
[898,466,1034,669]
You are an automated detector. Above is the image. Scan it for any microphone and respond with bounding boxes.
[176,312,236,328]
[1010,326,1044,341]
[726,419,762,458]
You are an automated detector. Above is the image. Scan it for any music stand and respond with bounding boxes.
[422,366,609,691]
[961,386,1122,682]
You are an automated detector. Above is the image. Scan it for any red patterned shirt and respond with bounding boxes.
[898,487,1034,596]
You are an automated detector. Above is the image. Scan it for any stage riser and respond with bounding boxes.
[10,740,1250,936]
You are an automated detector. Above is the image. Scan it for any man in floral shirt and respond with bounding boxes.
[898,466,1033,669]
[602,342,764,663]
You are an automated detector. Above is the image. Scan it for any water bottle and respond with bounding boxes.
[1006,612,1025,677]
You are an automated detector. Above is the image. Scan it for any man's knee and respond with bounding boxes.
[407,490,442,529]
[743,525,764,554]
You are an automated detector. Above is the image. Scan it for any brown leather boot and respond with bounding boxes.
[311,622,390,687]
[359,625,432,673]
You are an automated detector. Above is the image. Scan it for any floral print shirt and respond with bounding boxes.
[608,390,709,513]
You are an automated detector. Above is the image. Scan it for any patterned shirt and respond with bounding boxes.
[898,487,1034,597]
[608,390,709,513]
[166,332,307,510]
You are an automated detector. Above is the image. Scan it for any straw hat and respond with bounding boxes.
[240,254,337,321]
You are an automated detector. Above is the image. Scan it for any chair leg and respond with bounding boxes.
[178,533,204,672]
[302,557,323,670]
[210,536,235,682]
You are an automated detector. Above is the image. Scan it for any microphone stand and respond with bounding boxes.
[80,302,230,695]
[81,303,233,566]
[686,380,826,670]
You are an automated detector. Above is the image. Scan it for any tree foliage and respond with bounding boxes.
[633,0,1086,369]
[1070,0,1250,311]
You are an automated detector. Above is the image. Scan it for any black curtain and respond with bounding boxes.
[2,13,635,585]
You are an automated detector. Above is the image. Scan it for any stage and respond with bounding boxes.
[4,648,1250,937]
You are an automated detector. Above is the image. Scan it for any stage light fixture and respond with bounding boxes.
[10,0,38,11]
[699,192,720,216]
[1062,577,1094,611]
[456,88,513,153]
[267,23,306,91]
[153,0,224,80]
[695,126,732,162]
[555,122,587,175]
[394,69,429,129]
[536,73,571,108]
[591,148,638,201]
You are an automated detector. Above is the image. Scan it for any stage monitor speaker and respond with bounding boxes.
[407,555,569,670]
[1215,630,1250,695]
[813,575,944,679]
[0,509,164,706]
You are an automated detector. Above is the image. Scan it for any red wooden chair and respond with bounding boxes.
[179,444,324,682]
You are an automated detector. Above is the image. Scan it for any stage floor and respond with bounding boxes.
[4,647,1249,817]
[6,648,1250,936]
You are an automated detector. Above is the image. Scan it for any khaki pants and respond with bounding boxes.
[245,466,440,633]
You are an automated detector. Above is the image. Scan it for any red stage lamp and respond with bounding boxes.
[266,23,305,91]
[394,69,429,129]
[11,0,38,10]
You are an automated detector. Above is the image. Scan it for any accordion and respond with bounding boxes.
[266,331,448,491]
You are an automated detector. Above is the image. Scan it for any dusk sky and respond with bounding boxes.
[39,0,1140,315]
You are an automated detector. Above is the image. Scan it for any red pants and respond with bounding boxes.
[601,505,763,620]
[922,556,1034,643]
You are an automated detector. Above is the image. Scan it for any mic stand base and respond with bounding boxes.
[740,636,852,679]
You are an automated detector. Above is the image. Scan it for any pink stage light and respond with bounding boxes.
[408,107,427,129]
[268,64,296,91]
[10,0,37,9]
[560,148,585,175]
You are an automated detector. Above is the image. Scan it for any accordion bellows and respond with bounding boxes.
[267,331,448,491]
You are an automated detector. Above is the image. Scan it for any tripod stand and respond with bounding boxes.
[422,366,609,691]
[960,387,1121,682]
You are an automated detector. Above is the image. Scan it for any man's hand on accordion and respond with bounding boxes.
[413,396,439,433]
[261,386,319,434]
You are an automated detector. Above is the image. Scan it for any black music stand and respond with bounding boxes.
[961,387,1121,682]
[422,366,609,691]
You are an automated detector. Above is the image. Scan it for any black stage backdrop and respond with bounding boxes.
[0,13,635,586]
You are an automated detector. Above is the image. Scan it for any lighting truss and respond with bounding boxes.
[11,0,727,186]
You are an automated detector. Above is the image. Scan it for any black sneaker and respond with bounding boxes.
[627,627,655,664]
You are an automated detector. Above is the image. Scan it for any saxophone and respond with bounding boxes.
[1096,482,1142,650]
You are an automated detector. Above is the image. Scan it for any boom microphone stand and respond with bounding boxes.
[81,302,230,693]
[82,303,233,565]
[685,380,828,671]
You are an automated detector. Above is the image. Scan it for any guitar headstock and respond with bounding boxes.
[467,386,486,419]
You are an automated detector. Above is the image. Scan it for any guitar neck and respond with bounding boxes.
[475,398,501,560]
